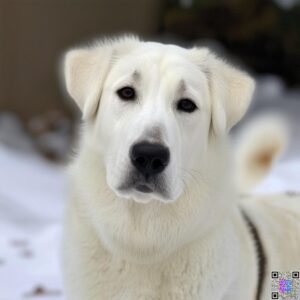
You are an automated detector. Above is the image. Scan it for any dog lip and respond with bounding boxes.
[135,184,153,193]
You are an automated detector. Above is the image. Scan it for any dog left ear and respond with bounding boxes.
[64,47,110,119]
[190,49,255,134]
[63,36,139,120]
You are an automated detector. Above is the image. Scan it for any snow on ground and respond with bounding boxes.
[0,145,65,300]
[0,76,299,300]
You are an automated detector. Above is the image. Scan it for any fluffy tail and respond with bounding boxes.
[235,115,288,193]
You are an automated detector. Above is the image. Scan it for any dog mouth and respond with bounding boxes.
[135,183,153,193]
[117,170,168,199]
[119,179,155,194]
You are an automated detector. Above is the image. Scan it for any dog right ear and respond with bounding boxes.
[63,37,139,120]
[189,48,255,135]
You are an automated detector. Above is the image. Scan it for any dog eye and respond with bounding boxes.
[177,98,197,113]
[116,86,136,101]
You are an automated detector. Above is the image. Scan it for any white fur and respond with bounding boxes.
[62,36,300,300]
[235,115,288,193]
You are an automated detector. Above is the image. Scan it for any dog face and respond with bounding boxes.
[64,37,254,204]
[95,45,211,203]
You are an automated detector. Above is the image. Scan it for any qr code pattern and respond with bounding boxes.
[271,272,300,300]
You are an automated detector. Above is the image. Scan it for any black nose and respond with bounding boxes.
[130,142,170,177]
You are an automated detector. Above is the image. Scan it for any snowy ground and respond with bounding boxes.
[0,145,65,300]
[0,76,299,300]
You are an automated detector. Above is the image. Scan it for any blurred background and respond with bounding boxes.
[0,0,299,299]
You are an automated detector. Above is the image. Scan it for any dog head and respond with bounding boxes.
[64,36,254,204]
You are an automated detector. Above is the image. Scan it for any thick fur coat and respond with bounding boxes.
[62,36,300,300]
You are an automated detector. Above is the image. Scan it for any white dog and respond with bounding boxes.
[62,36,300,300]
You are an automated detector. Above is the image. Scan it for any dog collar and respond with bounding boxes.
[241,210,267,300]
